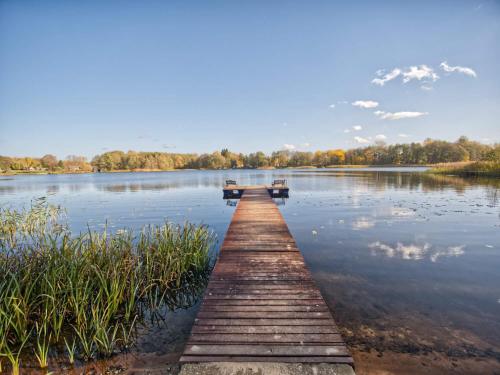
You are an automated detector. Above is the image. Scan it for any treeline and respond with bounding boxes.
[88,137,500,170]
[0,155,92,173]
[1,137,498,173]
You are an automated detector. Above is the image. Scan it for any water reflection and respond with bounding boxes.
[368,241,466,262]
[225,199,238,207]
[1,170,498,208]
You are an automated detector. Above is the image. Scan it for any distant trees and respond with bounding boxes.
[40,154,58,170]
[1,137,498,173]
[0,154,92,173]
[484,144,500,161]
[312,150,345,167]
[64,155,92,172]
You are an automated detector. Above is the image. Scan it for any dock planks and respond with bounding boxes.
[180,188,353,365]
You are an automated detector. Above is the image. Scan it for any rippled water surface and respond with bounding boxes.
[1,169,499,374]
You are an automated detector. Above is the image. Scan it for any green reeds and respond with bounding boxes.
[0,198,213,372]
[428,161,500,177]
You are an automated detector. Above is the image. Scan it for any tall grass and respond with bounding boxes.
[428,161,500,177]
[0,198,213,371]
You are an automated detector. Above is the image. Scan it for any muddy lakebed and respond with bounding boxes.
[1,168,499,374]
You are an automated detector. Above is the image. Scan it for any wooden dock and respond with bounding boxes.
[180,187,353,365]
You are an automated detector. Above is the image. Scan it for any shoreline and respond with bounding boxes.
[1,164,433,177]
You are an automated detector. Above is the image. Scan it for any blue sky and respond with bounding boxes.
[1,0,499,159]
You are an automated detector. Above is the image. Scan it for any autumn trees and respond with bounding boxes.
[1,137,498,173]
[0,155,92,172]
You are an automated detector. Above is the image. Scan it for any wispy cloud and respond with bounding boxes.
[398,133,410,138]
[440,61,477,77]
[345,125,363,133]
[329,104,336,109]
[374,134,387,141]
[352,100,379,109]
[354,136,370,144]
[372,65,439,88]
[372,68,401,86]
[402,65,439,83]
[283,144,296,150]
[374,110,428,120]
[373,62,477,89]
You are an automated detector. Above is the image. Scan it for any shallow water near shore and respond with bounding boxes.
[1,168,499,374]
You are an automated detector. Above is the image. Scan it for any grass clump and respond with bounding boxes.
[0,198,214,371]
[428,161,500,177]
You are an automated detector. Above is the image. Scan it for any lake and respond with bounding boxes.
[1,169,499,374]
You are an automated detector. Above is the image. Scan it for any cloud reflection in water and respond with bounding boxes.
[369,241,465,262]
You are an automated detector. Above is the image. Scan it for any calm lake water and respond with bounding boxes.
[1,169,499,374]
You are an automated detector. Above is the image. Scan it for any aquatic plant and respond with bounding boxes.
[0,199,214,371]
[428,161,500,177]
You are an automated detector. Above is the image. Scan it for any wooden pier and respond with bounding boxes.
[180,187,353,366]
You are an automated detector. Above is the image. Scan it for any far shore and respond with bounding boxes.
[0,164,435,177]
[4,162,499,178]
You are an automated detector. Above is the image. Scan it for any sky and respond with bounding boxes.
[1,0,499,159]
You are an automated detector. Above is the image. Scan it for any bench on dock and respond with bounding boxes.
[272,179,287,187]
[225,179,237,186]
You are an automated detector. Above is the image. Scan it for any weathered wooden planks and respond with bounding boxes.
[180,188,353,365]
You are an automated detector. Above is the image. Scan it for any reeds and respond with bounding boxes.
[0,198,213,371]
[428,161,500,177]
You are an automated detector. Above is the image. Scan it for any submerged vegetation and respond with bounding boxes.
[1,136,498,173]
[0,198,214,372]
[428,161,500,177]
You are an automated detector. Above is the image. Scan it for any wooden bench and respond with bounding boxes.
[225,179,237,186]
[272,179,287,187]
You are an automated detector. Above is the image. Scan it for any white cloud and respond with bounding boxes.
[402,65,439,83]
[329,104,336,109]
[352,100,379,109]
[283,144,296,150]
[302,142,311,148]
[345,125,362,133]
[421,84,433,91]
[372,68,401,86]
[398,133,410,138]
[374,134,387,141]
[354,136,370,144]
[440,61,477,77]
[374,110,428,120]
